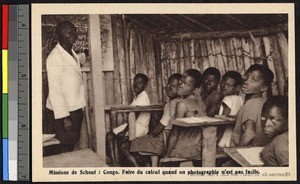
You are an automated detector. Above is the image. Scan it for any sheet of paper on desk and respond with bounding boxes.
[237,147,264,166]
[113,123,128,135]
[43,134,56,142]
[175,116,225,124]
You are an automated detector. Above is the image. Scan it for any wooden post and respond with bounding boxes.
[88,14,106,160]
[276,32,288,78]
[253,37,263,64]
[270,35,285,95]
[129,30,136,102]
[232,38,244,74]
[218,38,228,73]
[214,39,225,76]
[248,38,255,65]
[206,39,215,68]
[110,110,117,129]
[199,40,209,71]
[194,40,203,72]
[179,41,185,74]
[183,41,192,69]
[105,72,115,105]
[111,15,122,105]
[202,126,217,167]
[170,42,177,74]
[83,73,92,148]
[147,36,159,103]
[105,112,111,132]
[242,37,251,75]
[175,42,182,74]
[128,112,136,141]
[262,36,278,96]
[154,39,163,103]
[117,18,128,105]
[191,39,196,69]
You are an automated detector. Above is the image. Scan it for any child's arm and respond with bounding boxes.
[206,93,222,117]
[221,102,231,116]
[206,104,219,117]
[165,101,187,156]
[239,120,255,146]
[151,122,165,136]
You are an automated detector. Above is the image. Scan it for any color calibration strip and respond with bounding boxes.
[8,5,19,181]
[17,4,30,181]
[2,4,9,181]
[2,4,30,181]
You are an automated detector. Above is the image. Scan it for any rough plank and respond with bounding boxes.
[276,32,288,78]
[232,37,244,74]
[88,14,106,160]
[262,36,279,96]
[111,15,122,105]
[241,37,252,74]
[128,112,136,141]
[116,20,128,105]
[213,39,226,76]
[205,39,215,68]
[199,39,210,71]
[202,126,217,167]
[270,35,285,95]
[218,38,229,73]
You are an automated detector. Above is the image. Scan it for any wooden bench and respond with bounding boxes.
[106,104,164,165]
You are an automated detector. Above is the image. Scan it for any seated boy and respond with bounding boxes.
[106,73,150,166]
[260,96,288,166]
[218,71,244,147]
[200,67,223,117]
[231,64,274,147]
[130,73,182,167]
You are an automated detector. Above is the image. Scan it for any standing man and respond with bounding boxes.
[46,20,86,152]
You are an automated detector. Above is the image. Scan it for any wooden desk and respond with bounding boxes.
[171,116,235,167]
[224,147,265,167]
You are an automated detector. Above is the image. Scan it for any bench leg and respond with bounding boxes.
[202,126,217,167]
[179,161,193,167]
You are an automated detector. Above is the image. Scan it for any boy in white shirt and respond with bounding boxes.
[218,71,244,147]
[106,73,150,166]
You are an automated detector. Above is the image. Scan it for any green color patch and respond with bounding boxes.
[2,94,8,138]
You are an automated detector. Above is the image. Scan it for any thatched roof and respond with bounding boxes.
[124,14,288,39]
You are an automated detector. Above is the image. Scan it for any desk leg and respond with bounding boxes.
[110,111,120,164]
[202,126,217,167]
[128,112,136,141]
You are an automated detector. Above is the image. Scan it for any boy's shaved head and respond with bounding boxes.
[246,64,274,87]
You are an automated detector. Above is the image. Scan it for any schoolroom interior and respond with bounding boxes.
[42,14,288,167]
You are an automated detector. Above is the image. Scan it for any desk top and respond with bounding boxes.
[224,147,265,167]
[173,116,235,127]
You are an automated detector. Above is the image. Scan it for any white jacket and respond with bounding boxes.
[46,43,86,119]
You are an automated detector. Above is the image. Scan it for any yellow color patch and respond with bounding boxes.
[2,50,8,93]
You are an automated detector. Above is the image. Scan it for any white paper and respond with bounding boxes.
[112,123,128,135]
[42,134,56,142]
[237,147,264,166]
[175,116,224,124]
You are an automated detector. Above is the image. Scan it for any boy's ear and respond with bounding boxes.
[260,85,268,92]
[235,85,241,92]
[144,83,148,89]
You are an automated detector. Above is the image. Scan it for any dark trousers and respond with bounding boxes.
[48,109,83,148]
